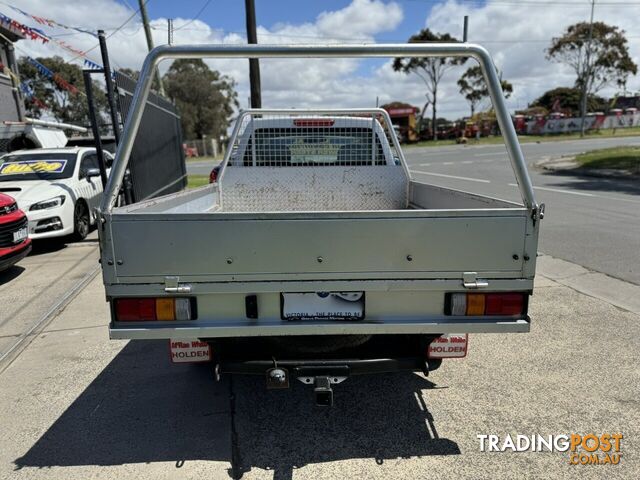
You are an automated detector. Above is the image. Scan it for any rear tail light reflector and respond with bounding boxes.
[114,297,195,322]
[447,292,526,316]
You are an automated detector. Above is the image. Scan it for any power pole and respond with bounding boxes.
[245,0,262,108]
[579,0,596,137]
[463,16,469,42]
[168,18,173,45]
[138,0,166,96]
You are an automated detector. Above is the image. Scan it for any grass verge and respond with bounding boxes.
[404,126,640,149]
[187,174,210,189]
[185,155,223,163]
[574,147,640,173]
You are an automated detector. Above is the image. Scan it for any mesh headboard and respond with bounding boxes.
[220,166,408,212]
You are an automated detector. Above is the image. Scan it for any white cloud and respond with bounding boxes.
[9,0,640,124]
[423,0,640,115]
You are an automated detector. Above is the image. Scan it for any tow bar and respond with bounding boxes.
[265,360,349,406]
[217,358,431,407]
[313,377,333,407]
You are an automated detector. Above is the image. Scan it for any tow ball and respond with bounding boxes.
[266,359,290,389]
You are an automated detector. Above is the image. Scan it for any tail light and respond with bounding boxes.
[209,166,220,184]
[446,292,527,316]
[293,119,335,127]
[114,297,196,321]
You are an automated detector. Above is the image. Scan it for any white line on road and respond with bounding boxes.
[442,162,454,165]
[508,184,640,204]
[474,151,506,157]
[461,160,472,164]
[419,163,431,167]
[413,170,491,183]
[508,183,594,197]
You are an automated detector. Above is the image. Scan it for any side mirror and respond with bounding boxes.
[86,168,101,179]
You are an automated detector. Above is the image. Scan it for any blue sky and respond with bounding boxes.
[140,0,441,42]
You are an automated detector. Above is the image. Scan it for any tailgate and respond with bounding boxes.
[104,210,532,283]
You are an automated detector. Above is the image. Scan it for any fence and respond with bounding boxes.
[115,72,187,202]
[183,137,223,158]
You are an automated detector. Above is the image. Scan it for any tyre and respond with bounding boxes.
[71,200,90,241]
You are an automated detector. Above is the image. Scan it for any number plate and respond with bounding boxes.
[13,227,28,243]
[281,292,365,320]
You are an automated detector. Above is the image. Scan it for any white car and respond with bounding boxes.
[0,147,111,240]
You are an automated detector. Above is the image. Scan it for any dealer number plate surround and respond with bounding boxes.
[281,292,365,320]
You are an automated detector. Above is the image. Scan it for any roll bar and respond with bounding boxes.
[100,43,538,214]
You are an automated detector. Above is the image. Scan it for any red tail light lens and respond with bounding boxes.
[114,297,195,321]
[447,292,527,316]
[116,298,156,321]
[485,293,525,315]
[209,167,218,183]
[293,119,335,127]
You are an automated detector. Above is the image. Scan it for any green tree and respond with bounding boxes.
[530,87,607,115]
[457,65,513,117]
[392,29,465,141]
[17,56,108,128]
[163,59,238,140]
[117,67,162,92]
[547,22,637,99]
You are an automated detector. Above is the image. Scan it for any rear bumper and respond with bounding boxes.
[220,357,439,376]
[109,316,530,339]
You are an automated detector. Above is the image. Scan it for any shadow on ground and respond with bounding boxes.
[14,341,459,479]
[231,372,459,480]
[539,169,640,196]
[28,239,68,256]
[0,265,25,285]
[14,341,231,471]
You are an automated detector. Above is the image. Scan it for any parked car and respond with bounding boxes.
[0,147,111,241]
[0,192,31,272]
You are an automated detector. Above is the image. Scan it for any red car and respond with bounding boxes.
[0,193,31,272]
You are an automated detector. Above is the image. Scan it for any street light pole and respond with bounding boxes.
[138,0,166,96]
[579,0,596,138]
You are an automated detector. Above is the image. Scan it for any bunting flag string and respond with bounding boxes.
[1,10,106,72]
[26,57,81,96]
[20,81,48,110]
[5,3,98,37]
[83,59,103,70]
[0,12,48,43]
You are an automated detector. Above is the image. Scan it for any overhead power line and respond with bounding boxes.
[67,0,150,63]
[174,0,213,31]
